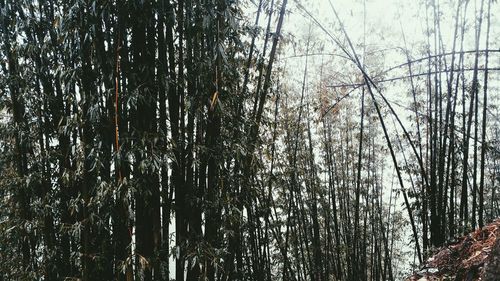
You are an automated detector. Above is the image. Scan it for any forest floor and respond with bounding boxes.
[408,219,500,281]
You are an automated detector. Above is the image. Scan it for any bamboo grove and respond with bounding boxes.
[0,0,499,280]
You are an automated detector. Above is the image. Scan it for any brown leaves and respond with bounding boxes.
[408,219,500,281]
